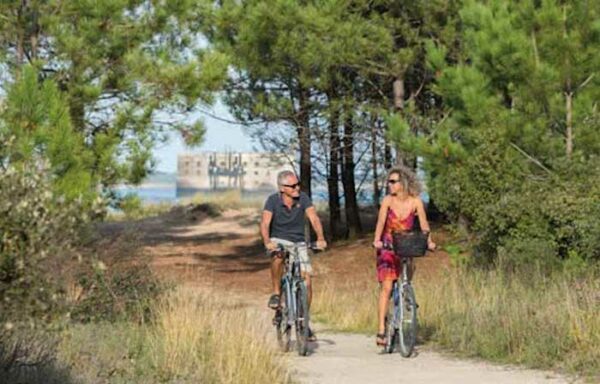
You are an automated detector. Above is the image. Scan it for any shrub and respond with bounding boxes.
[70,262,165,323]
[0,161,99,326]
[118,193,145,219]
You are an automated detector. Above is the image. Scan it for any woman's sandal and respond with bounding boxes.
[376,333,386,346]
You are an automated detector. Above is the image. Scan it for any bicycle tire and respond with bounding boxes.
[295,281,310,356]
[276,287,291,352]
[398,283,417,357]
[384,284,399,354]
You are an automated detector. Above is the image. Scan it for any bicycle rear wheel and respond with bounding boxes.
[398,283,417,357]
[295,281,310,356]
[276,288,291,352]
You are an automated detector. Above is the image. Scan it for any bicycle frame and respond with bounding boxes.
[389,258,410,324]
[274,242,313,356]
[383,244,418,357]
[280,244,305,327]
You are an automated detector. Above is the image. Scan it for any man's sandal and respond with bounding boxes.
[268,294,280,309]
[376,333,386,346]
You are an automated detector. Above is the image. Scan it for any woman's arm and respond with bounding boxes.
[415,197,436,250]
[373,196,390,247]
[415,198,430,232]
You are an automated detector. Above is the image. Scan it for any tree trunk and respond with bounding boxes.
[384,128,393,170]
[565,89,573,159]
[327,104,342,240]
[341,108,362,237]
[30,8,39,60]
[16,4,25,68]
[563,6,573,160]
[297,86,312,196]
[371,117,381,208]
[393,77,405,166]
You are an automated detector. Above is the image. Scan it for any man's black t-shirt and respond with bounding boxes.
[264,192,313,243]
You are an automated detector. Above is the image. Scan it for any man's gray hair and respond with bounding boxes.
[277,170,296,186]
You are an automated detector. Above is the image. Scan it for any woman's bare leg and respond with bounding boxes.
[378,279,394,334]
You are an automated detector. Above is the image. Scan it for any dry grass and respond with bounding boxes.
[312,252,599,379]
[149,287,291,383]
[58,287,291,383]
[184,189,265,211]
[418,267,599,378]
[0,330,74,384]
[312,263,378,333]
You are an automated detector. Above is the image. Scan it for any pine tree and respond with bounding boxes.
[1,65,94,200]
[0,1,228,188]
[390,0,600,261]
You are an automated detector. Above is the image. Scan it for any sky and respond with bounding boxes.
[152,100,257,173]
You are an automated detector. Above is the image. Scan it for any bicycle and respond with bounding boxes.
[272,242,321,356]
[382,231,428,357]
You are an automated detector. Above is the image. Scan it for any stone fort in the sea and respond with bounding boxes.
[176,152,294,197]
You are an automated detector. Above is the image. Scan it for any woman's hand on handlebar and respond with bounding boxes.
[372,240,383,249]
[427,239,437,251]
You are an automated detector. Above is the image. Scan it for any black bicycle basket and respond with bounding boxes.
[392,231,428,257]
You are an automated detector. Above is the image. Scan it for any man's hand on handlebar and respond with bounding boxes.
[315,240,327,251]
[265,241,277,252]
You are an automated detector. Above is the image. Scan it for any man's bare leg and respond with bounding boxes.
[269,256,284,309]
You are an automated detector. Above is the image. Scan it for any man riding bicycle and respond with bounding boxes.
[260,170,327,341]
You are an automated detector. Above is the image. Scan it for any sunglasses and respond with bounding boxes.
[283,182,301,189]
[387,179,401,184]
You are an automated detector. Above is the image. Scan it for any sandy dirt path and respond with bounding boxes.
[291,330,572,384]
[104,207,577,384]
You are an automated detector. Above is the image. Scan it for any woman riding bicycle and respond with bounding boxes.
[372,166,436,347]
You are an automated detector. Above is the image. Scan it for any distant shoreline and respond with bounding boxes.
[115,182,175,190]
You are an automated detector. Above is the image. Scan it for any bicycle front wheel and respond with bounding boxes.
[384,284,399,354]
[295,281,310,356]
[398,283,417,357]
[276,287,291,352]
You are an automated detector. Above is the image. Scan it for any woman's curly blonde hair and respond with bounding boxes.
[387,165,422,197]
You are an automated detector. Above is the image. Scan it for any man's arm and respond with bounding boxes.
[306,206,327,248]
[260,210,276,250]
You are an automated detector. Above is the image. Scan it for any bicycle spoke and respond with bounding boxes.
[295,281,310,356]
[398,283,418,357]
[276,287,291,352]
